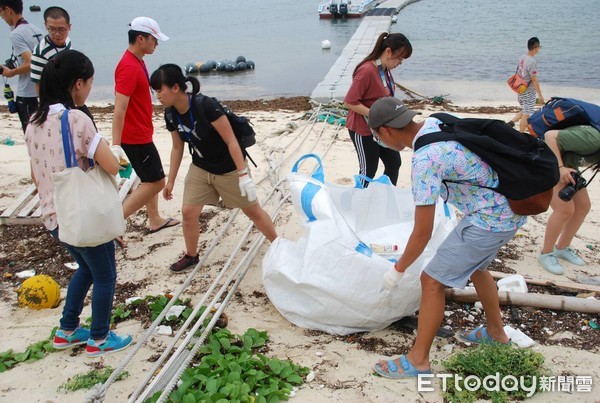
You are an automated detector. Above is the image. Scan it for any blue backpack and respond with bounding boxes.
[527,97,600,139]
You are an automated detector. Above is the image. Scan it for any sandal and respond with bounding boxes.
[459,326,509,345]
[374,355,431,379]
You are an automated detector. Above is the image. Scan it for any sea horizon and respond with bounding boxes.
[0,0,598,106]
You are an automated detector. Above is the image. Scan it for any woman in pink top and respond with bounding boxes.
[25,50,132,357]
[344,32,412,187]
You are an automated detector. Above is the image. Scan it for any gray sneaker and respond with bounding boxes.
[553,246,586,266]
[538,253,564,275]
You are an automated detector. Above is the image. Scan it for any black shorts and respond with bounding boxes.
[121,142,165,183]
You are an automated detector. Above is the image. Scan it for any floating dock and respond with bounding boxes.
[311,0,413,103]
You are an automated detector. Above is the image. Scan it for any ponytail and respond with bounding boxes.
[150,63,200,94]
[31,50,94,126]
[352,32,413,76]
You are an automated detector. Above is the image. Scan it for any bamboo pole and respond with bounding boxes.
[445,288,600,314]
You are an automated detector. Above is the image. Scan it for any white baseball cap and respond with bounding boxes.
[129,16,169,41]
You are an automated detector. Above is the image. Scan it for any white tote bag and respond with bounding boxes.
[263,154,457,335]
[52,110,125,247]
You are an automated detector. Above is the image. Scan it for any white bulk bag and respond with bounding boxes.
[263,154,457,335]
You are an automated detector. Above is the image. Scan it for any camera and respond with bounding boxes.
[558,171,587,201]
[1,58,16,74]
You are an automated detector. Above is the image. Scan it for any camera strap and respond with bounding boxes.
[578,165,599,187]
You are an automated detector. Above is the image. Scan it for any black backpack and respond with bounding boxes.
[166,94,257,166]
[414,113,560,215]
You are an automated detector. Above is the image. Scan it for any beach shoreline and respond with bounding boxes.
[1,101,599,402]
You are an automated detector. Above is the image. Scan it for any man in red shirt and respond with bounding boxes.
[112,17,179,235]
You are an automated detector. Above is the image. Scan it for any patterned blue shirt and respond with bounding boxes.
[411,118,526,232]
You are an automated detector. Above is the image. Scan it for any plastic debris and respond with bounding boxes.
[504,325,535,347]
[315,351,325,357]
[306,371,315,382]
[166,305,186,319]
[586,244,595,250]
[15,269,36,279]
[576,274,600,286]
[589,320,600,330]
[317,114,346,126]
[156,325,173,336]
[497,274,528,293]
[1,136,15,146]
[125,296,142,305]
[64,262,79,271]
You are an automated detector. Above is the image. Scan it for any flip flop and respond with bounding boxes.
[459,326,509,345]
[373,355,432,379]
[149,218,180,234]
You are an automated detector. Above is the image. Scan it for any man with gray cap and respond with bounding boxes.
[368,97,525,378]
[111,17,179,239]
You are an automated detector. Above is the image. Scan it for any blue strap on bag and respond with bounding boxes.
[291,153,325,222]
[60,110,78,168]
[60,109,94,168]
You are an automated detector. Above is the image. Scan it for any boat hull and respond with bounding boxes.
[318,1,378,19]
[319,12,365,19]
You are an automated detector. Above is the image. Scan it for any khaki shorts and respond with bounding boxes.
[183,164,256,208]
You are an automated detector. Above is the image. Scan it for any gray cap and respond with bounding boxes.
[368,97,420,129]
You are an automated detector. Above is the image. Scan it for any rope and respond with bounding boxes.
[88,104,342,402]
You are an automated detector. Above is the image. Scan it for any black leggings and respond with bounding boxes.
[348,130,401,187]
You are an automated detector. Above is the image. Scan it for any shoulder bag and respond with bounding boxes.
[52,110,126,247]
[507,65,529,94]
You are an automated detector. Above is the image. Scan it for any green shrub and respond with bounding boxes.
[58,366,129,392]
[441,343,549,402]
[148,328,309,403]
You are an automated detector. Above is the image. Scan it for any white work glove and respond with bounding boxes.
[238,172,257,202]
[382,268,404,291]
[110,145,129,167]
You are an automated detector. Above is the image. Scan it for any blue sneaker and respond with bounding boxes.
[538,253,564,275]
[554,246,586,266]
[86,331,133,357]
[53,327,90,349]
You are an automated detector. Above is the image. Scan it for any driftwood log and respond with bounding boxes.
[445,288,600,314]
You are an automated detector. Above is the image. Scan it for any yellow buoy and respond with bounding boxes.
[17,274,61,309]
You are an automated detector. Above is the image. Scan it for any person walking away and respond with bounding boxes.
[537,125,600,275]
[111,17,180,235]
[508,37,545,132]
[344,32,412,187]
[0,0,42,132]
[367,97,526,378]
[24,50,132,357]
[150,64,277,272]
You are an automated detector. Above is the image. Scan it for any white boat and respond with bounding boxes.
[318,0,380,19]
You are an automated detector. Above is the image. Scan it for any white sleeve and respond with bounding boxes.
[87,132,103,159]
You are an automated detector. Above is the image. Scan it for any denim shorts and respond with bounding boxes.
[424,219,517,289]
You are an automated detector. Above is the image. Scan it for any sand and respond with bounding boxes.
[0,102,599,403]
